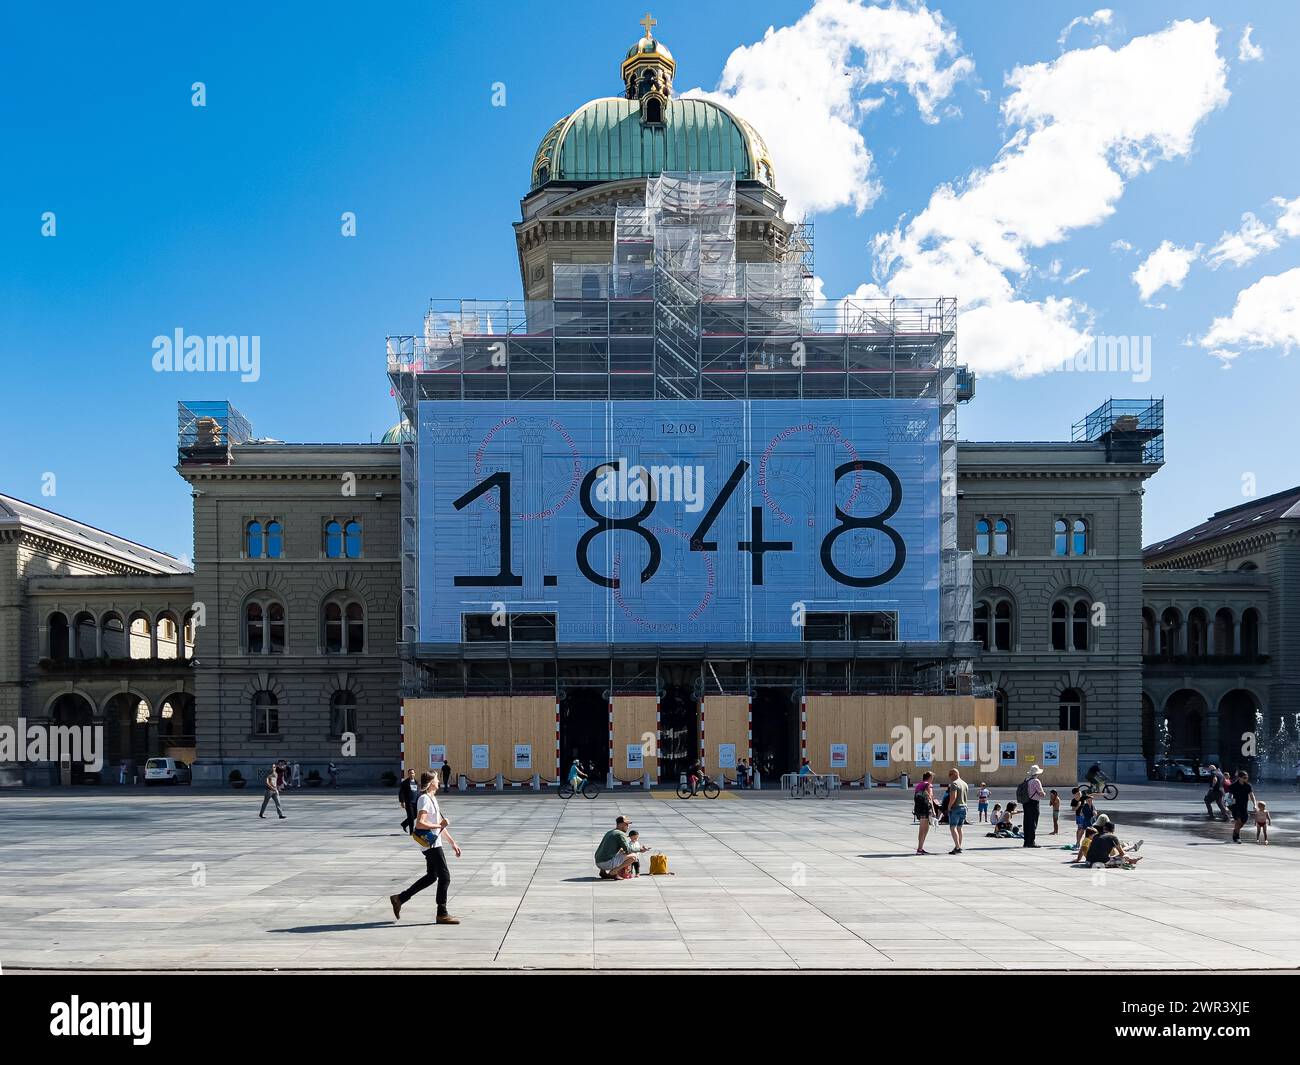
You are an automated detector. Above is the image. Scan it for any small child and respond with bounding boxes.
[1075,791,1096,849]
[989,802,1002,831]
[1255,801,1272,844]
[1072,826,1098,864]
[627,830,650,874]
[1049,789,1061,835]
[977,783,990,822]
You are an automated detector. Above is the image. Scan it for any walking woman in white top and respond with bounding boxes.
[390,771,462,924]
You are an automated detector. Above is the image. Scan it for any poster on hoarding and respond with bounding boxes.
[513,744,532,770]
[471,744,489,771]
[1000,741,1018,766]
[830,743,848,769]
[872,744,891,768]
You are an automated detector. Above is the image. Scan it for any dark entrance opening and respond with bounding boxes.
[658,683,697,784]
[750,687,799,782]
[50,693,94,784]
[559,686,608,782]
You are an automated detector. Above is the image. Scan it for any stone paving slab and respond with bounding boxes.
[0,788,1296,971]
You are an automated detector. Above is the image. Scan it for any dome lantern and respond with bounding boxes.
[621,13,674,125]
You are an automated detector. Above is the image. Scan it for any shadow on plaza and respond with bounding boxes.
[269,920,438,933]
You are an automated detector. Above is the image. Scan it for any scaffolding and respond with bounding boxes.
[176,401,252,465]
[386,173,965,686]
[1072,398,1165,465]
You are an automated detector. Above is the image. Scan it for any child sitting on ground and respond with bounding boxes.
[989,802,1021,837]
[1255,801,1272,844]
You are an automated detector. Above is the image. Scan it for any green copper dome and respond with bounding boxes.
[530,96,776,190]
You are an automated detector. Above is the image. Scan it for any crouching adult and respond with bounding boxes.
[594,815,639,880]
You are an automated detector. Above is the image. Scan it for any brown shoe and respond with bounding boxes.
[436,913,460,925]
[389,894,402,920]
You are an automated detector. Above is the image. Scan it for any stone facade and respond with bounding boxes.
[956,441,1156,781]
[176,442,402,785]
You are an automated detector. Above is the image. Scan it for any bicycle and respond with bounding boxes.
[1078,780,1119,801]
[558,776,601,799]
[677,774,721,800]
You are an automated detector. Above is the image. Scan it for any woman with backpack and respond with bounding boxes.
[913,771,937,855]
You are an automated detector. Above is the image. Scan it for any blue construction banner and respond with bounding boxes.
[417,399,940,644]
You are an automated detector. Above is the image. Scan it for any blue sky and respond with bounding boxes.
[2,0,1297,560]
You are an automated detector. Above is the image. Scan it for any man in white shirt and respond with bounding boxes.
[390,771,462,924]
[1022,764,1046,848]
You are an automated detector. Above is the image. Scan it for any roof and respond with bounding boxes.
[0,494,191,574]
[530,97,774,190]
[1144,485,1300,558]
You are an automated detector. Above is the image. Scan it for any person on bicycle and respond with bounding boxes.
[566,757,588,791]
[1085,762,1106,793]
[687,761,705,794]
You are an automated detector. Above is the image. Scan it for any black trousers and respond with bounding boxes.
[400,799,416,831]
[1023,800,1040,846]
[400,846,450,912]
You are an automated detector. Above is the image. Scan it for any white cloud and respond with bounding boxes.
[1110,238,1135,253]
[1201,267,1300,365]
[1132,240,1199,302]
[1273,194,1300,238]
[1059,9,1114,49]
[688,0,973,217]
[1205,211,1281,268]
[868,18,1229,376]
[1238,25,1263,62]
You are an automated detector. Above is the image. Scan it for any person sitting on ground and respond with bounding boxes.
[1085,824,1142,869]
[990,802,1020,837]
[989,802,1003,830]
[1072,826,1098,864]
[626,829,651,874]
[594,815,639,880]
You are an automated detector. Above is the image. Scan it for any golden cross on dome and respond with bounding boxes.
[640,12,657,37]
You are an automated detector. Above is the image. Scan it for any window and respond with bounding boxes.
[1053,596,1092,651]
[245,598,286,654]
[252,691,279,735]
[1058,689,1083,731]
[248,519,283,559]
[975,519,991,556]
[994,688,1009,730]
[247,521,264,558]
[344,521,362,558]
[330,691,357,736]
[463,612,558,642]
[324,520,342,558]
[1072,519,1088,556]
[1241,608,1261,657]
[1053,520,1068,557]
[48,612,70,660]
[324,598,365,654]
[802,611,897,642]
[975,597,1013,652]
[993,519,1010,556]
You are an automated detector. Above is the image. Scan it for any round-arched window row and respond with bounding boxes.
[1051,596,1092,652]
[974,596,1014,652]
[324,519,363,559]
[974,518,1012,557]
[246,519,284,560]
[1053,518,1088,557]
[244,597,286,654]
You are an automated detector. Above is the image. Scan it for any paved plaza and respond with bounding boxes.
[1,785,1297,972]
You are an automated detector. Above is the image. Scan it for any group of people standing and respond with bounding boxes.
[1202,764,1270,843]
[913,764,1076,855]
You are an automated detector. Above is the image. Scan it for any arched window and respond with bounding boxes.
[245,597,286,654]
[73,611,97,658]
[330,690,358,737]
[324,520,342,558]
[994,688,1009,731]
[1187,609,1208,660]
[324,598,365,654]
[1213,608,1234,657]
[48,612,70,660]
[1241,608,1260,658]
[1072,518,1088,556]
[993,518,1010,556]
[1058,688,1083,731]
[100,612,126,657]
[994,600,1013,651]
[252,691,279,735]
[1141,608,1156,657]
[1160,607,1182,659]
[1072,599,1091,651]
[1051,600,1068,651]
[1053,519,1068,556]
[247,520,264,559]
[344,520,362,558]
[266,521,283,559]
[975,519,991,556]
[974,601,990,651]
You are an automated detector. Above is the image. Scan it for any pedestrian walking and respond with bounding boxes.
[398,767,418,832]
[1204,764,1229,820]
[946,768,968,854]
[913,771,936,855]
[259,765,286,819]
[1018,764,1046,847]
[442,760,453,790]
[390,771,461,924]
[1227,769,1257,844]
[1255,800,1272,844]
